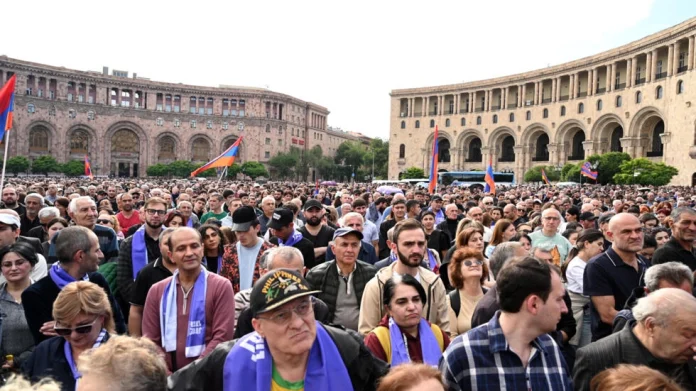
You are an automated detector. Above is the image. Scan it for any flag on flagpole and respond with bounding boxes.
[313,179,319,196]
[581,161,598,180]
[190,137,243,177]
[484,156,496,194]
[541,168,550,185]
[0,75,17,142]
[84,155,93,180]
[428,125,439,194]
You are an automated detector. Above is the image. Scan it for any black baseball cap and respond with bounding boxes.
[250,269,320,316]
[231,206,257,232]
[267,208,294,230]
[579,212,597,221]
[431,195,443,202]
[303,199,323,211]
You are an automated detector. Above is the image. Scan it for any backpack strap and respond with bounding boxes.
[448,289,461,318]
[429,323,445,352]
[372,326,392,364]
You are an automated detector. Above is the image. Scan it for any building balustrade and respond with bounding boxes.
[507,103,517,109]
[655,72,667,80]
[596,87,606,94]
[615,83,626,90]
[678,65,688,73]
[460,108,469,114]
[465,157,483,162]
[429,110,438,115]
[560,95,569,101]
[491,105,501,110]
[474,107,484,112]
[532,156,549,162]
[542,98,552,104]
[567,155,585,161]
[635,78,646,85]
[646,150,664,157]
[498,156,515,162]
[577,92,588,98]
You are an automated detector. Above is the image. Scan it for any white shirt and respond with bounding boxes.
[565,256,586,295]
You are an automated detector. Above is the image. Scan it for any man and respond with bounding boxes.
[22,226,126,344]
[639,213,659,231]
[436,203,461,243]
[366,196,387,225]
[326,213,378,265]
[428,195,445,225]
[652,207,696,270]
[359,219,449,335]
[128,229,176,337]
[2,186,25,216]
[0,211,47,284]
[167,268,388,391]
[25,206,59,243]
[299,200,335,268]
[107,185,119,212]
[352,198,379,254]
[529,208,573,266]
[480,196,494,213]
[142,227,235,372]
[513,202,529,226]
[573,288,696,391]
[20,193,43,236]
[193,197,206,220]
[579,211,598,230]
[267,208,314,266]
[305,228,377,331]
[440,257,572,390]
[116,197,167,320]
[377,199,407,259]
[255,195,275,236]
[219,206,275,293]
[220,198,243,228]
[598,211,616,251]
[200,194,227,224]
[116,192,140,236]
[584,213,648,341]
[466,206,492,242]
[177,200,199,228]
[503,203,517,222]
[45,184,58,205]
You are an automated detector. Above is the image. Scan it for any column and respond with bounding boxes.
[574,73,580,98]
[421,98,426,116]
[440,96,445,115]
[667,44,674,76]
[689,36,695,70]
[424,97,428,115]
[556,77,562,101]
[521,84,526,107]
[646,52,652,82]
[673,41,681,74]
[534,82,539,105]
[503,87,508,109]
[551,78,557,102]
[469,92,474,112]
[589,69,595,96]
[606,65,612,92]
[651,49,658,80]
[629,58,636,87]
[454,94,459,115]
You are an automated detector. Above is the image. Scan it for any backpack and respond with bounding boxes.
[372,323,445,364]
[448,286,489,318]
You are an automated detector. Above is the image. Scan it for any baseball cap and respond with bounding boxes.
[0,213,20,228]
[333,227,364,241]
[579,212,597,221]
[267,208,294,230]
[598,212,616,225]
[303,199,323,211]
[250,269,320,316]
[431,195,443,202]
[230,206,257,232]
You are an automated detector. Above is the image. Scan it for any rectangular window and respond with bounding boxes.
[265,138,271,145]
[199,107,205,115]
[165,105,171,112]
[231,109,238,116]
[223,109,229,116]
[265,151,270,159]
[88,96,94,104]
[49,90,55,99]
[636,66,641,79]
[67,93,74,102]
[239,110,245,117]
[657,60,663,74]
[156,104,163,111]
[78,95,84,103]
[278,139,283,146]
[679,52,686,68]
[207,107,213,115]
[190,107,196,114]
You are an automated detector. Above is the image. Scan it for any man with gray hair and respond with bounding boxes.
[20,193,44,236]
[529,208,573,266]
[613,261,694,332]
[653,207,696,271]
[574,288,696,390]
[25,206,59,242]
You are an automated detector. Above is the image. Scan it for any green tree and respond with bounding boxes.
[335,141,366,170]
[61,160,85,177]
[5,156,30,176]
[564,163,582,183]
[367,138,389,179]
[560,163,576,181]
[226,163,242,178]
[523,165,560,183]
[168,160,196,177]
[268,152,298,179]
[587,152,630,184]
[146,164,169,177]
[241,161,269,180]
[401,167,426,179]
[31,156,59,175]
[613,158,678,186]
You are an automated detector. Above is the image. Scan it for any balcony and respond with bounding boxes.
[399,112,408,117]
[542,98,552,104]
[465,157,483,163]
[655,72,667,80]
[568,155,585,161]
[499,156,515,162]
[474,107,484,112]
[429,110,438,116]
[577,92,588,98]
[560,95,569,101]
[491,105,501,111]
[635,78,645,85]
[615,83,626,90]
[678,65,688,74]
[507,103,517,109]
[532,156,550,162]
[446,110,455,115]
[413,112,422,117]
[646,151,664,157]
[524,101,534,107]
[596,87,606,94]
[459,109,469,114]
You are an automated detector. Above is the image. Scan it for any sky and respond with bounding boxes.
[4,0,696,140]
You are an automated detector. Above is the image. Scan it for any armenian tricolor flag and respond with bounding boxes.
[484,156,496,194]
[0,75,16,143]
[541,168,550,185]
[581,161,598,180]
[84,155,93,180]
[428,125,439,194]
[190,137,243,177]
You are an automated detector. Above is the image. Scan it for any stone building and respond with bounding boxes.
[389,17,696,186]
[0,56,363,177]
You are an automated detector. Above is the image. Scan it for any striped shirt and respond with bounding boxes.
[440,311,572,391]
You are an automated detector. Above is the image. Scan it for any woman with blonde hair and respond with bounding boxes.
[590,364,683,391]
[22,281,114,391]
[97,212,123,240]
[376,363,445,391]
[447,248,488,337]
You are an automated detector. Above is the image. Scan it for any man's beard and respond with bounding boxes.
[3,200,16,208]
[123,204,133,212]
[397,248,423,268]
[306,216,322,226]
[146,220,163,229]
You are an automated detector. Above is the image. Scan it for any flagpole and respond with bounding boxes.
[0,132,9,191]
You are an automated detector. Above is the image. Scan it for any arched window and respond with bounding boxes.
[651,120,665,156]
[636,91,642,104]
[610,126,623,152]
[656,86,663,99]
[596,100,603,111]
[445,119,450,127]
[460,118,466,126]
[677,80,684,94]
[468,137,482,162]
[400,121,406,129]
[509,113,514,122]
[543,108,548,119]
[526,111,531,121]
[438,139,451,163]
[534,134,550,161]
[265,124,271,132]
[578,103,584,114]
[500,136,515,162]
[29,126,49,152]
[399,144,405,158]
[430,119,435,128]
[476,116,482,125]
[415,120,420,128]
[492,115,498,124]
[616,96,622,107]
[571,131,586,159]
[560,106,566,116]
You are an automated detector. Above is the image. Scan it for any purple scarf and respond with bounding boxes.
[388,317,441,367]
[426,250,437,271]
[65,328,107,388]
[223,322,353,391]
[278,231,303,247]
[389,251,398,264]
[186,217,194,228]
[160,267,208,358]
[131,226,148,280]
[49,263,88,290]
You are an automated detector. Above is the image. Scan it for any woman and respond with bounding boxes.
[54,197,71,222]
[447,248,487,337]
[652,227,671,248]
[0,242,39,372]
[97,212,124,240]
[510,233,532,253]
[562,229,579,246]
[489,207,502,227]
[656,208,671,226]
[219,226,237,247]
[563,229,604,349]
[98,199,113,213]
[484,219,516,258]
[22,281,115,391]
[590,364,683,391]
[441,226,488,290]
[164,210,185,228]
[198,224,227,274]
[516,223,533,235]
[421,211,449,261]
[42,218,69,260]
[324,206,340,230]
[364,275,449,366]
[376,363,445,391]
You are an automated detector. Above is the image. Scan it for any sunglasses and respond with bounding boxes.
[54,318,99,336]
[96,219,112,224]
[463,260,483,267]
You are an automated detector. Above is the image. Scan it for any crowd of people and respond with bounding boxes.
[0,177,694,390]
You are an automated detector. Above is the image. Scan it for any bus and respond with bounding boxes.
[439,171,515,189]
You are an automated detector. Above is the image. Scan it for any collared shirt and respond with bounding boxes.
[362,219,379,245]
[440,311,572,390]
[336,262,357,295]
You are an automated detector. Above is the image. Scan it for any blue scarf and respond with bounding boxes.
[223,322,353,391]
[160,267,208,358]
[65,328,107,389]
[278,231,303,247]
[49,263,88,290]
[426,250,437,271]
[186,217,193,228]
[389,251,398,264]
[389,317,441,367]
[131,226,149,280]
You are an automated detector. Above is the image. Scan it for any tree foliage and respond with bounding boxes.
[61,160,85,177]
[368,139,389,179]
[589,152,631,184]
[226,163,242,178]
[6,156,29,176]
[31,156,59,175]
[146,164,169,177]
[613,158,678,186]
[523,165,561,183]
[401,167,425,179]
[241,161,269,180]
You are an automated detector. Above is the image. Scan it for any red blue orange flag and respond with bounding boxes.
[84,155,93,180]
[581,161,598,180]
[0,75,17,143]
[190,137,243,177]
[484,156,496,194]
[541,168,550,185]
[428,125,439,194]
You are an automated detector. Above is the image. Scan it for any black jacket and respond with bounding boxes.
[305,260,377,320]
[167,324,389,391]
[653,237,696,271]
[378,219,398,259]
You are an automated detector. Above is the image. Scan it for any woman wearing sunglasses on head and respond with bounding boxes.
[21,281,114,391]
[446,248,489,338]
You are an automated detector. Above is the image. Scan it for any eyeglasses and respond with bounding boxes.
[257,298,312,325]
[483,202,493,205]
[96,219,112,225]
[146,209,167,216]
[543,217,560,221]
[463,260,483,267]
[1,258,27,268]
[54,318,99,336]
